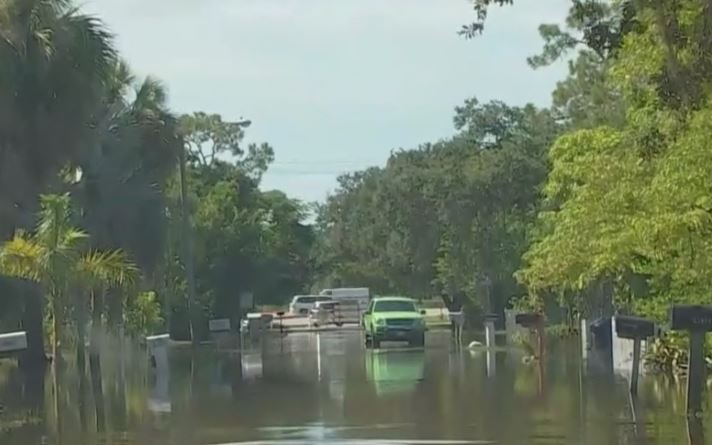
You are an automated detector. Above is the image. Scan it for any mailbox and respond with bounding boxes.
[0,331,27,353]
[615,315,655,340]
[209,318,231,333]
[515,313,543,328]
[671,305,712,332]
[484,313,499,323]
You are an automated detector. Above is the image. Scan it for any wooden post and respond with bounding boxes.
[630,338,641,396]
[687,332,706,417]
[670,305,712,418]
[614,315,656,396]
[484,314,497,377]
[687,415,705,445]
[484,318,496,349]
[580,317,588,361]
[536,318,545,360]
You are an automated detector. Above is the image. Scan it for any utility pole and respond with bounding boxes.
[178,143,199,347]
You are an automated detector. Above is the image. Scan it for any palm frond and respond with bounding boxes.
[36,193,75,247]
[133,76,167,113]
[0,234,46,282]
[60,12,116,77]
[76,248,138,288]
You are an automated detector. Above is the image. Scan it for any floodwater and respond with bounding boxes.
[0,330,710,444]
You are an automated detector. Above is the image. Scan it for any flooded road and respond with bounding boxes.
[0,330,710,444]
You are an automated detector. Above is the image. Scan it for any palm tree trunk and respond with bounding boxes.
[89,352,106,432]
[90,288,103,362]
[50,290,63,443]
[78,369,88,432]
[52,296,61,364]
[76,293,87,373]
[89,288,106,431]
[52,358,63,443]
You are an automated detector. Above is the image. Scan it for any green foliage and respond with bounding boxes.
[518,0,712,367]
[313,98,562,316]
[0,0,116,237]
[0,0,314,346]
[158,117,314,337]
[125,291,164,336]
[179,112,274,178]
[0,194,137,358]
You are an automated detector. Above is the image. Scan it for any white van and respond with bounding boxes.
[319,288,370,324]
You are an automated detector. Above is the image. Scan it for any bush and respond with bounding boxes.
[125,291,164,336]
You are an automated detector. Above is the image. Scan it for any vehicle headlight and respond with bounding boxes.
[375,318,386,326]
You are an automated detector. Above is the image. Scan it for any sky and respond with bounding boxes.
[82,0,570,203]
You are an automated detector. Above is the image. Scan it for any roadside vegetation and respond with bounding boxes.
[3,0,712,372]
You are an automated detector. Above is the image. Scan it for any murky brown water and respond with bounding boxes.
[0,330,710,444]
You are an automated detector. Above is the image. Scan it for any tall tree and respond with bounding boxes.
[0,0,116,237]
[314,99,560,316]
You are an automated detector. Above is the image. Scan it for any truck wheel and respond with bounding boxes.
[335,321,344,327]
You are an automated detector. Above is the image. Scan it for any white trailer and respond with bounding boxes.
[318,288,370,324]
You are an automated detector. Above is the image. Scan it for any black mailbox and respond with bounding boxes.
[515,313,543,328]
[671,305,712,332]
[615,315,655,340]
[484,313,499,323]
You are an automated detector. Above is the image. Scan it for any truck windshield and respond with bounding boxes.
[374,301,416,313]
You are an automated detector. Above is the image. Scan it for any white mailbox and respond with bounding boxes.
[146,333,170,371]
[0,331,27,353]
[146,333,170,348]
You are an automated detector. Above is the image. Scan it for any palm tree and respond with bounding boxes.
[0,194,87,362]
[74,62,181,331]
[74,249,137,371]
[0,0,117,366]
[0,193,86,439]
[0,194,137,361]
[0,0,117,236]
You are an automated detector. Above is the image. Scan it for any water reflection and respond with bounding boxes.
[364,349,425,396]
[0,331,711,445]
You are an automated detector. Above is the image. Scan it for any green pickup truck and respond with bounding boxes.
[362,297,426,348]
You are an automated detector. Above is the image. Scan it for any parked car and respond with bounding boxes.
[289,295,333,315]
[309,300,344,327]
[362,297,426,348]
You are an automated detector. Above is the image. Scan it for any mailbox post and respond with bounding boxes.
[614,315,655,395]
[516,313,545,395]
[671,305,712,417]
[484,314,498,349]
[484,314,498,377]
[516,313,545,360]
[146,334,170,371]
[209,318,232,350]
